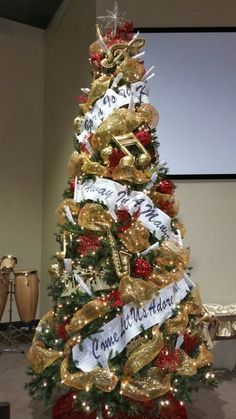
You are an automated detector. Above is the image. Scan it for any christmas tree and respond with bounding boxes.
[27,5,216,418]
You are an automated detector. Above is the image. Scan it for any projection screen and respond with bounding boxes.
[139,29,236,178]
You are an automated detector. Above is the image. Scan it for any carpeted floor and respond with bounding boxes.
[0,341,236,419]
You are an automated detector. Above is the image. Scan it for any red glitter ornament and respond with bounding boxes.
[133,258,152,277]
[183,333,201,355]
[135,130,152,147]
[155,346,181,373]
[76,235,101,257]
[157,180,175,195]
[108,148,125,170]
[56,319,69,341]
[118,20,134,36]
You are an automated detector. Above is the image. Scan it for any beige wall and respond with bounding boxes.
[0,18,44,321]
[40,0,236,317]
[41,0,96,315]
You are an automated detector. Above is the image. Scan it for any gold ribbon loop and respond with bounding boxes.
[119,275,159,306]
[66,299,110,334]
[124,326,164,376]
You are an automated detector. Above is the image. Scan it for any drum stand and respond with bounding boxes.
[0,270,31,354]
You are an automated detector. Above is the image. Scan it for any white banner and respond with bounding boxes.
[72,275,191,372]
[77,81,149,145]
[74,178,170,240]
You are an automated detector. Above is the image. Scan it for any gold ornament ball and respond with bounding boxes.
[136,153,151,168]
[101,146,113,163]
[74,116,84,134]
[120,155,135,168]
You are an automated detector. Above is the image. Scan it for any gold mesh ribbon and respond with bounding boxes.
[175,350,197,376]
[78,203,114,231]
[61,356,118,392]
[66,299,110,333]
[136,104,159,128]
[124,326,164,376]
[121,368,171,401]
[112,163,151,184]
[118,221,150,253]
[148,269,184,289]
[194,344,213,368]
[164,309,188,335]
[55,199,80,225]
[182,286,202,315]
[115,59,145,83]
[119,275,159,305]
[27,310,61,374]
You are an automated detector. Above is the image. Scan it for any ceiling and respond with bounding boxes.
[0,0,64,29]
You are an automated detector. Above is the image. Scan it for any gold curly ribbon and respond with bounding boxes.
[124,326,164,376]
[121,368,171,401]
[61,356,118,392]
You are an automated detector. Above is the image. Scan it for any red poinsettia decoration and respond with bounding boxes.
[76,235,101,257]
[108,148,125,170]
[159,392,188,419]
[76,95,87,104]
[133,257,152,277]
[116,209,132,232]
[135,130,152,147]
[69,179,75,193]
[155,346,181,373]
[156,180,175,195]
[52,391,76,419]
[183,333,201,355]
[103,289,123,308]
[56,319,70,341]
[157,199,177,218]
[90,52,103,66]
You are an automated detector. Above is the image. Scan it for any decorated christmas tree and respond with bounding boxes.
[27,4,216,418]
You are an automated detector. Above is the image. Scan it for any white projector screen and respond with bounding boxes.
[139,29,236,178]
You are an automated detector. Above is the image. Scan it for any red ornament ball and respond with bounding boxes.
[135,130,152,147]
[52,391,76,419]
[103,289,123,308]
[159,392,188,419]
[157,180,175,195]
[69,179,75,193]
[133,258,152,277]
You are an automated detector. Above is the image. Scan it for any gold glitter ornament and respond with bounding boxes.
[124,326,164,375]
[48,263,62,281]
[74,115,84,134]
[121,367,171,401]
[78,203,114,231]
[92,108,143,150]
[136,104,159,128]
[118,220,150,253]
[119,275,159,305]
[80,75,110,114]
[78,153,108,176]
[100,145,113,164]
[115,59,145,83]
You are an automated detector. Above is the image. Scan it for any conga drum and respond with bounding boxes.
[14,270,39,322]
[0,271,9,321]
